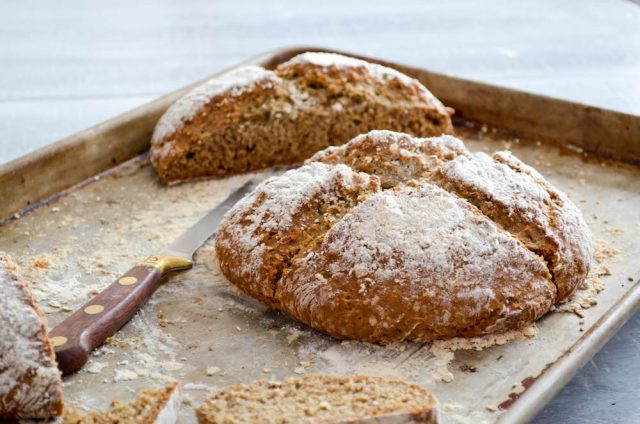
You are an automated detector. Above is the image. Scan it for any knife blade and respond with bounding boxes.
[49,181,255,375]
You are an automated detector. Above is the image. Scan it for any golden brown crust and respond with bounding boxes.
[0,252,63,420]
[313,131,594,302]
[276,183,554,342]
[215,131,593,343]
[489,151,593,301]
[195,374,438,424]
[150,52,453,183]
[216,162,381,304]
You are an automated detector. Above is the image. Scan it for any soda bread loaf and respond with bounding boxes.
[215,131,593,343]
[63,381,180,424]
[195,374,438,424]
[0,251,63,419]
[150,52,453,183]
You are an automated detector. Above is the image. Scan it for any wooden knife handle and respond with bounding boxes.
[49,265,161,374]
[49,254,192,375]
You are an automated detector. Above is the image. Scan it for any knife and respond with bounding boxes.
[48,181,254,375]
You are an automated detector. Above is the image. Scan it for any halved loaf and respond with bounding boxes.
[216,131,593,343]
[150,52,453,183]
[195,374,438,423]
[0,251,63,420]
[63,381,180,424]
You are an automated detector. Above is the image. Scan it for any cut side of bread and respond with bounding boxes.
[150,52,453,183]
[195,374,438,424]
[0,252,63,420]
[63,381,180,424]
[216,131,593,343]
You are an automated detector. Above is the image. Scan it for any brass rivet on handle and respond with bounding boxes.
[84,304,105,315]
[51,336,68,347]
[118,276,138,286]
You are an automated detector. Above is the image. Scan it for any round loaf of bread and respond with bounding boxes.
[216,131,593,343]
[150,52,453,183]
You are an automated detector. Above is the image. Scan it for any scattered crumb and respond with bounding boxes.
[113,369,138,382]
[441,403,462,413]
[33,259,49,269]
[286,329,303,344]
[206,366,221,376]
[104,335,128,348]
[159,361,184,371]
[522,326,537,338]
[86,361,108,374]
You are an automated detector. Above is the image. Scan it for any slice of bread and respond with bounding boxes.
[195,374,438,423]
[0,252,63,420]
[63,382,180,424]
[150,52,453,183]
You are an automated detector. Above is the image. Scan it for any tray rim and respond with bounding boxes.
[1,46,639,423]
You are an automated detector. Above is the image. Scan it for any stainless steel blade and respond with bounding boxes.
[161,180,255,260]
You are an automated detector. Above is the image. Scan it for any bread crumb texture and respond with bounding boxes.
[0,251,63,420]
[216,131,594,343]
[150,52,453,182]
[195,374,438,424]
[63,381,180,424]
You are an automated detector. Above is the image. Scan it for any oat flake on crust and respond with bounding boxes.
[0,252,63,419]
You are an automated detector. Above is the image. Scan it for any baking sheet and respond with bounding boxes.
[1,123,638,423]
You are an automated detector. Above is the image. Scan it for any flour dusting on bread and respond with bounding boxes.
[216,131,592,343]
[0,252,63,419]
[152,66,277,147]
[150,52,453,182]
[286,52,421,89]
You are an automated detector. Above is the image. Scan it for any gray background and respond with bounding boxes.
[0,1,638,422]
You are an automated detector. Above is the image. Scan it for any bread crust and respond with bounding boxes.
[150,53,453,183]
[215,131,593,343]
[0,252,63,419]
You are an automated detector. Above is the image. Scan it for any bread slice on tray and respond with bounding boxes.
[195,374,438,423]
[0,251,63,420]
[63,381,180,424]
[150,52,453,183]
[215,131,593,343]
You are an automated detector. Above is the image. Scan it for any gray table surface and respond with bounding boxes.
[1,1,638,422]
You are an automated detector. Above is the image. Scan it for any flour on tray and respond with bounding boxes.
[557,239,620,317]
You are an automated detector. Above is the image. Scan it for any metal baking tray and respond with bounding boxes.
[1,47,638,423]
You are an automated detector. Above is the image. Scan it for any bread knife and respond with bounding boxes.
[49,181,254,375]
